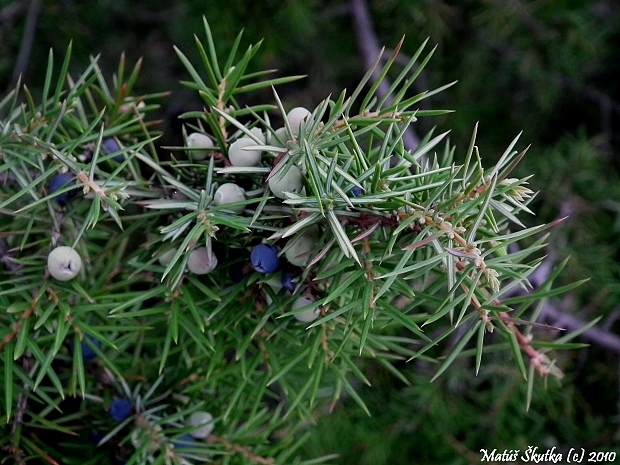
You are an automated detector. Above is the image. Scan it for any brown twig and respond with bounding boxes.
[207,434,275,465]
[11,0,43,87]
[349,0,420,152]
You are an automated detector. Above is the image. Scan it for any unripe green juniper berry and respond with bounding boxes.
[251,244,280,273]
[286,107,311,137]
[109,399,132,422]
[268,162,304,199]
[249,127,266,143]
[213,183,246,214]
[186,132,214,160]
[292,295,320,323]
[187,246,218,274]
[48,173,78,205]
[158,247,178,267]
[285,230,317,267]
[269,127,288,149]
[187,411,215,439]
[47,246,82,281]
[228,137,262,167]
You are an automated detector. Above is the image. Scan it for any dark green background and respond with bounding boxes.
[2,0,619,462]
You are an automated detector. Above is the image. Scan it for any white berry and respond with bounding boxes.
[269,127,289,149]
[187,247,218,274]
[292,295,320,323]
[249,127,266,144]
[47,246,82,281]
[268,162,303,199]
[187,132,214,160]
[229,137,262,167]
[285,229,318,267]
[188,411,215,439]
[213,183,246,214]
[286,107,312,137]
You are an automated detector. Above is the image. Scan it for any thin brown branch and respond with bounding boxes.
[350,0,420,151]
[11,0,43,87]
[541,301,620,355]
[207,434,275,465]
[0,0,27,23]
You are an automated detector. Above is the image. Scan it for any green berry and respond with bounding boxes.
[47,246,82,281]
[268,162,303,199]
[187,247,218,274]
[263,273,283,306]
[187,132,214,160]
[285,229,318,267]
[269,127,288,149]
[158,247,178,266]
[249,127,266,144]
[292,295,320,323]
[286,107,311,137]
[229,137,262,167]
[214,183,246,214]
[130,425,162,453]
[188,411,215,439]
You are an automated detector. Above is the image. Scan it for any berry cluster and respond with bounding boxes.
[152,106,322,321]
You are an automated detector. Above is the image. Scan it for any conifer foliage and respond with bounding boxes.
[0,18,584,464]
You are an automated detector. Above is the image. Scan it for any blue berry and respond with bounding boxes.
[90,431,103,444]
[109,399,132,422]
[49,173,78,205]
[250,244,280,274]
[80,335,101,363]
[281,273,297,292]
[103,138,123,162]
[352,187,362,197]
[229,265,246,283]
[173,434,196,450]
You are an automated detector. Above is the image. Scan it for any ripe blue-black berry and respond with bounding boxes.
[229,265,246,283]
[173,434,196,450]
[352,187,362,197]
[282,273,297,292]
[81,335,101,362]
[251,244,280,273]
[103,139,123,162]
[109,399,132,422]
[90,431,103,444]
[49,173,78,205]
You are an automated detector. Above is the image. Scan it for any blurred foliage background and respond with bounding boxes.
[1,0,619,463]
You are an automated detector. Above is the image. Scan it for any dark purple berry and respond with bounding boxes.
[352,187,362,197]
[250,244,280,274]
[109,399,132,422]
[282,273,297,292]
[173,434,196,450]
[90,431,103,444]
[49,173,78,205]
[229,265,246,283]
[81,336,102,363]
[103,139,123,162]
